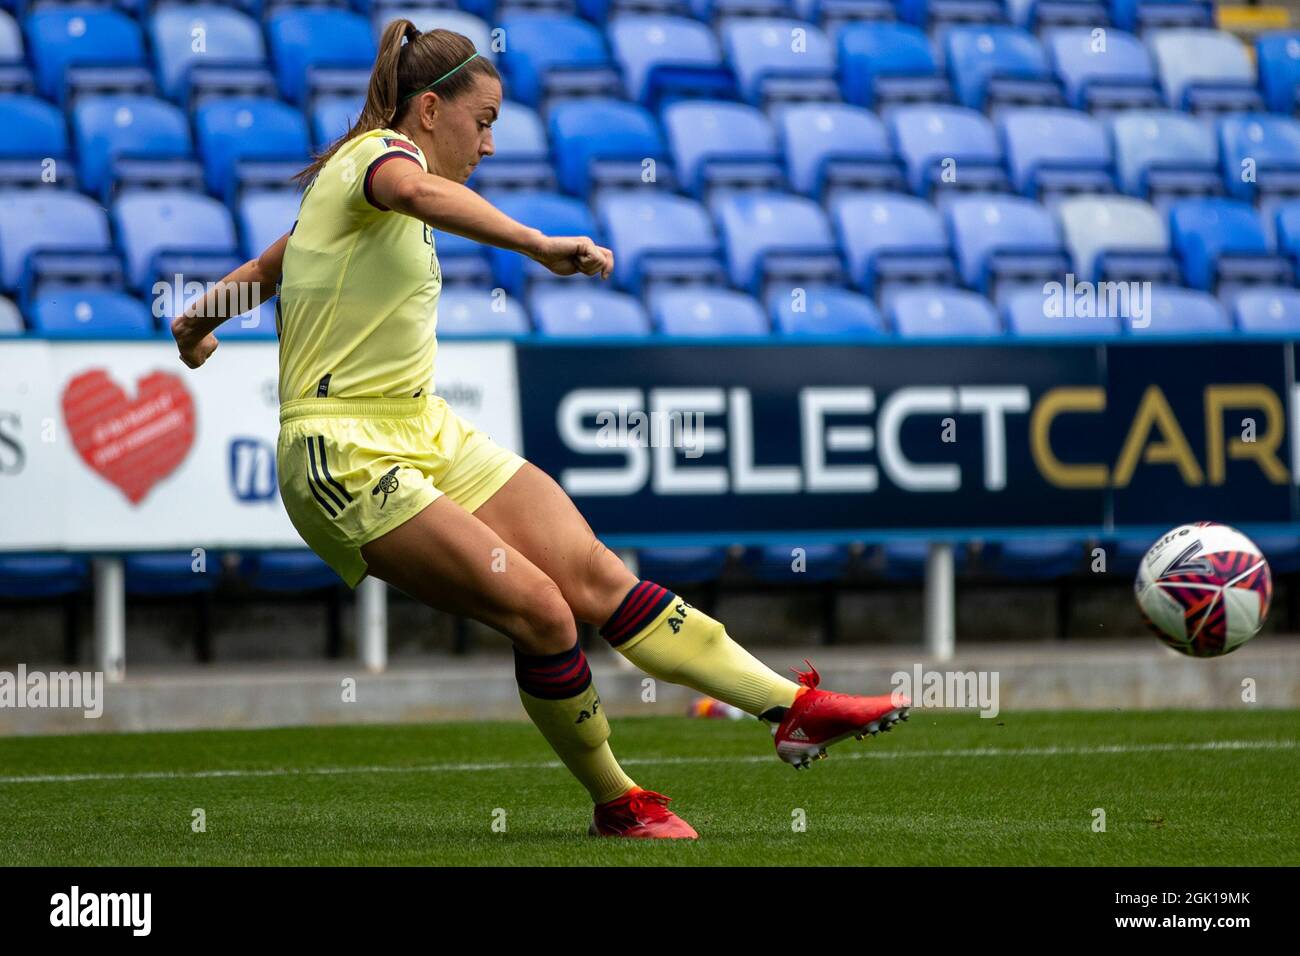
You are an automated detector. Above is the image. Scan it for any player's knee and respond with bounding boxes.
[575,537,637,625]
[515,578,578,656]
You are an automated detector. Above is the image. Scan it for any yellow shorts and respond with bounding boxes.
[277,394,527,589]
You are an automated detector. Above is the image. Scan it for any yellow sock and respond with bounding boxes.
[514,644,635,805]
[600,581,799,719]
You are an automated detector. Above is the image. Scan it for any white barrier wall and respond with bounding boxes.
[0,340,521,551]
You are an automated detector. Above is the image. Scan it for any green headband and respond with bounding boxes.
[399,52,481,104]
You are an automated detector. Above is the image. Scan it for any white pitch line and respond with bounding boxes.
[0,739,1294,786]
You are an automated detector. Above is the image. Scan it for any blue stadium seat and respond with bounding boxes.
[0,555,90,599]
[769,285,884,336]
[1110,110,1220,202]
[0,94,71,189]
[470,100,554,192]
[125,552,223,596]
[24,7,152,104]
[482,190,598,296]
[31,289,153,337]
[983,538,1084,578]
[435,286,531,337]
[373,9,495,63]
[888,105,1008,196]
[1219,114,1300,204]
[876,540,972,582]
[1231,287,1300,335]
[1002,286,1123,337]
[1253,534,1300,575]
[663,99,781,197]
[1274,199,1300,269]
[1124,285,1230,335]
[609,15,734,110]
[73,95,201,202]
[428,229,491,286]
[595,190,722,293]
[1111,0,1212,33]
[549,98,668,196]
[195,97,311,204]
[112,190,238,292]
[998,107,1114,199]
[267,9,374,106]
[1257,32,1300,115]
[0,9,32,92]
[636,547,729,585]
[150,5,273,106]
[238,551,343,590]
[0,294,21,333]
[310,94,362,148]
[1045,27,1159,112]
[711,191,842,296]
[0,190,118,301]
[792,0,893,30]
[1056,195,1176,283]
[650,287,768,336]
[831,191,955,297]
[741,544,851,583]
[945,25,1062,112]
[889,287,1001,337]
[1149,29,1261,115]
[721,18,836,107]
[221,297,277,339]
[838,21,948,110]
[690,0,794,22]
[1009,0,1109,31]
[1168,198,1291,292]
[897,0,1006,29]
[779,103,901,199]
[945,194,1068,294]
[238,191,298,258]
[529,286,652,336]
[498,14,619,108]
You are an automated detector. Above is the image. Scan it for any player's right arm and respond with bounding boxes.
[369,160,614,280]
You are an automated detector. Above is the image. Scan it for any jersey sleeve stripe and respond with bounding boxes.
[363,151,423,211]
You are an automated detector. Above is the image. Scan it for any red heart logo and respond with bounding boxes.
[62,369,196,505]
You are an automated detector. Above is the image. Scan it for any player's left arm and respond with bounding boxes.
[171,232,290,370]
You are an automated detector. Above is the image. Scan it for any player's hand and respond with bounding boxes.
[171,315,219,369]
[531,235,614,279]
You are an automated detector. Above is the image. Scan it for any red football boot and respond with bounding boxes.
[771,660,911,769]
[589,787,699,839]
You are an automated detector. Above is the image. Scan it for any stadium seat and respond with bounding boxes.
[24,7,152,104]
[73,95,201,202]
[112,190,239,292]
[945,25,1062,113]
[1274,199,1300,269]
[429,229,491,286]
[238,192,298,258]
[195,97,311,204]
[0,93,71,189]
[30,289,153,337]
[662,99,780,197]
[310,94,363,148]
[595,190,722,293]
[1055,195,1176,284]
[548,98,669,196]
[983,538,1084,579]
[0,190,118,300]
[435,286,531,337]
[791,0,894,31]
[482,190,599,296]
[373,9,495,63]
[238,551,343,590]
[0,555,90,599]
[831,191,955,297]
[1002,286,1123,337]
[464,101,552,192]
[897,0,1007,29]
[0,294,21,333]
[1110,110,1221,201]
[837,21,948,110]
[888,105,1009,196]
[1218,114,1300,204]
[1257,32,1300,115]
[1045,27,1159,113]
[0,9,32,93]
[1231,287,1300,335]
[1168,198,1291,293]
[528,286,652,336]
[741,544,851,583]
[149,5,273,106]
[1009,0,1109,31]
[778,103,901,199]
[689,0,794,23]
[721,18,836,106]
[768,285,884,336]
[266,9,375,106]
[636,547,729,585]
[998,107,1114,199]
[876,540,972,582]
[608,15,734,110]
[889,287,1001,337]
[650,287,768,336]
[710,191,842,296]
[1124,285,1231,335]
[222,297,277,339]
[498,14,619,108]
[1111,0,1213,33]
[125,552,223,596]
[945,194,1068,295]
[1148,29,1262,115]
[1252,534,1300,575]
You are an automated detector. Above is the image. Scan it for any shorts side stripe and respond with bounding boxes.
[306,436,343,514]
[315,434,354,502]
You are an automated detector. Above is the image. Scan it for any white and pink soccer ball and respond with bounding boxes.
[1135,522,1272,658]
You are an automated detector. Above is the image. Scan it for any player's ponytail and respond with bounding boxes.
[294,20,497,188]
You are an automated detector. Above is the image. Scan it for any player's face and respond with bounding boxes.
[432,73,501,184]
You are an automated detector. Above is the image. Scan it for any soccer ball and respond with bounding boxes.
[1134,522,1272,658]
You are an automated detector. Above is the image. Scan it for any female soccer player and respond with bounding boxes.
[172,21,908,839]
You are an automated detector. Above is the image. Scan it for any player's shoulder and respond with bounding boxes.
[342,127,427,167]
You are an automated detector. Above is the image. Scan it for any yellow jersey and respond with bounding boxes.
[276,127,442,404]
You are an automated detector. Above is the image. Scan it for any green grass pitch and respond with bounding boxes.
[1,710,1297,866]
